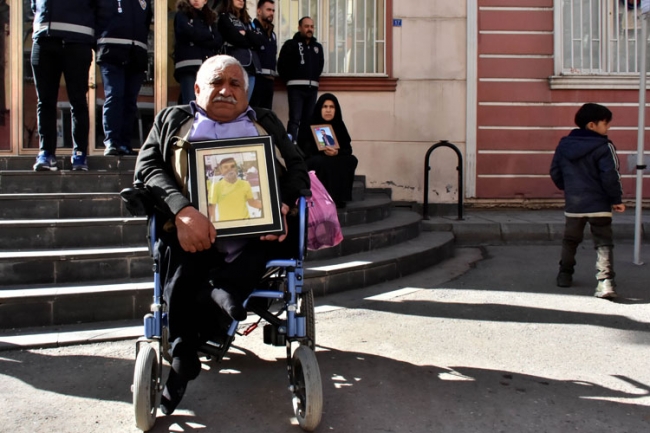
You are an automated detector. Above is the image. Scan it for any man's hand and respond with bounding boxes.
[323,147,338,157]
[613,204,626,213]
[175,206,217,252]
[260,203,290,242]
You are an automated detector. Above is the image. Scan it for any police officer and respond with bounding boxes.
[249,0,277,110]
[31,0,95,171]
[277,16,324,142]
[96,0,153,156]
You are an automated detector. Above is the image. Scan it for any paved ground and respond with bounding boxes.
[1,243,648,432]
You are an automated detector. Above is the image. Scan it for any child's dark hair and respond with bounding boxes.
[574,103,613,129]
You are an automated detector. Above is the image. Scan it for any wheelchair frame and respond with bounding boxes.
[127,191,322,432]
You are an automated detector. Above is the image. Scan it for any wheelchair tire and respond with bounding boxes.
[291,345,323,431]
[300,290,316,350]
[133,344,159,431]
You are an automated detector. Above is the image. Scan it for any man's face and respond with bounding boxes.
[298,18,314,39]
[258,1,275,24]
[220,161,238,183]
[194,64,248,123]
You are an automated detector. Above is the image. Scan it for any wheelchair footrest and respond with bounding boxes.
[263,324,286,346]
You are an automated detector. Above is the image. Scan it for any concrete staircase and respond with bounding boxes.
[0,156,454,329]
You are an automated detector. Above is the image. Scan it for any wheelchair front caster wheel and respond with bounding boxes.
[133,344,159,431]
[291,345,322,431]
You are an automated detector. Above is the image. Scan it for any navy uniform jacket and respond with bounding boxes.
[31,0,96,45]
[252,18,277,77]
[173,10,222,79]
[96,0,152,68]
[277,32,324,86]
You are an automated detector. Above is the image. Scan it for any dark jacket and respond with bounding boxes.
[173,10,222,80]
[550,129,623,214]
[135,105,309,216]
[277,32,324,86]
[217,13,264,74]
[252,18,277,76]
[31,0,96,45]
[95,0,152,67]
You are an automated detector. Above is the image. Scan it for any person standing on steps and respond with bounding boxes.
[96,0,153,157]
[249,0,277,110]
[31,0,96,172]
[277,16,323,142]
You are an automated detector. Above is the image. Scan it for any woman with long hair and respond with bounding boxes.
[217,0,264,101]
[174,0,223,104]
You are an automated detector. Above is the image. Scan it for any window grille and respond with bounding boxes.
[276,0,386,75]
[560,0,650,74]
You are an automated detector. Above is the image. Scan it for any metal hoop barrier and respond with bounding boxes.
[423,140,464,220]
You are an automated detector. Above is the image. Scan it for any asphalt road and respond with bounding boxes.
[1,244,649,433]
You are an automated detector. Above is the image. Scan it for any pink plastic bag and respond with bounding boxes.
[305,171,344,251]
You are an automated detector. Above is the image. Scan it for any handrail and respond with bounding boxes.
[423,140,463,220]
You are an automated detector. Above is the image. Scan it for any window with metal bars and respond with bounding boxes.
[559,0,649,75]
[276,0,386,75]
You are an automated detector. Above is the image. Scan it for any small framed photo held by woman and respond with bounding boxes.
[310,124,340,151]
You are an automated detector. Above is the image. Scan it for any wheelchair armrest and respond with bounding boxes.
[300,188,313,198]
[120,182,156,217]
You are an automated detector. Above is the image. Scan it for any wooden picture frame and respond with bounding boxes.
[310,124,340,151]
[187,136,284,238]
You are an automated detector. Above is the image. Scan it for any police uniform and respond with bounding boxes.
[96,0,152,155]
[277,31,324,141]
[249,18,277,110]
[31,0,95,165]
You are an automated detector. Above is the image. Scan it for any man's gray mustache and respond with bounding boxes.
[212,96,237,104]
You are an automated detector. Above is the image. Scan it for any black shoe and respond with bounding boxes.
[103,146,119,156]
[117,145,138,156]
[210,288,247,321]
[556,271,572,287]
[160,369,188,416]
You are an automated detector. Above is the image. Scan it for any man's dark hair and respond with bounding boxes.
[574,103,613,129]
[257,0,274,8]
[299,16,312,26]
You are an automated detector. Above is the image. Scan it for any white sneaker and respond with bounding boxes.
[594,279,617,299]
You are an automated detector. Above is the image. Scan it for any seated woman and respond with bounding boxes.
[297,93,358,208]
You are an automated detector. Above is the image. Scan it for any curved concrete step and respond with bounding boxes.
[0,171,135,194]
[0,232,455,329]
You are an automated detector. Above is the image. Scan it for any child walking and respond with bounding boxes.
[550,103,625,299]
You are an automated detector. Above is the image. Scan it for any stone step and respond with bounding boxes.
[0,210,419,285]
[0,155,136,172]
[0,217,146,251]
[0,193,129,220]
[0,171,135,194]
[307,209,421,261]
[0,232,454,329]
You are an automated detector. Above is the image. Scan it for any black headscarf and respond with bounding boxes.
[298,93,353,157]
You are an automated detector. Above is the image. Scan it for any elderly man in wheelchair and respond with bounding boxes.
[129,55,320,430]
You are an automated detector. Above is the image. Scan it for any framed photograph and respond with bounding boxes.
[187,136,284,238]
[310,124,340,151]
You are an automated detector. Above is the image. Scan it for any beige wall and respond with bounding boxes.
[274,1,468,204]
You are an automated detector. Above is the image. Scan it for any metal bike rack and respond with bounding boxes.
[423,140,463,220]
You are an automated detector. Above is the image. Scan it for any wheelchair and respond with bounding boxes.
[121,183,322,432]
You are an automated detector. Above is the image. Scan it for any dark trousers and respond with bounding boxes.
[99,62,146,150]
[286,86,317,141]
[156,218,299,381]
[31,38,92,154]
[559,216,615,280]
[250,76,275,110]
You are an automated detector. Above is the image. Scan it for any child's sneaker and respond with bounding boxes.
[594,279,617,299]
[33,151,58,171]
[71,151,88,171]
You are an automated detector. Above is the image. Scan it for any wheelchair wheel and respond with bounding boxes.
[299,290,316,350]
[291,345,323,431]
[133,344,159,431]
